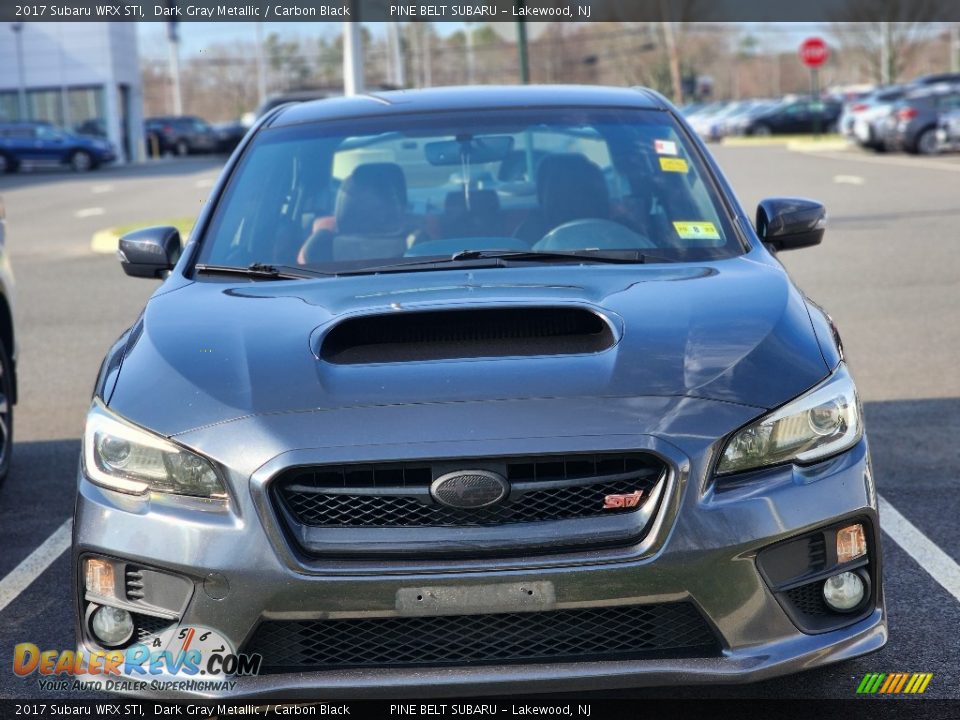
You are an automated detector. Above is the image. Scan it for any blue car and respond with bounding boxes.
[0,121,115,173]
[76,85,883,697]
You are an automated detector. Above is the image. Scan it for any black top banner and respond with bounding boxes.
[3,0,960,23]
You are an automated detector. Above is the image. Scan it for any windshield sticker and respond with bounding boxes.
[673,221,721,240]
[654,139,678,155]
[659,157,688,173]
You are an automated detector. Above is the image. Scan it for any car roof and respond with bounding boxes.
[268,85,669,128]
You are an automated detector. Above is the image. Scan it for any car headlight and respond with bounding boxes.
[83,401,227,499]
[716,364,862,475]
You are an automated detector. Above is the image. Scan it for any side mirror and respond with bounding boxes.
[756,197,826,251]
[118,226,181,278]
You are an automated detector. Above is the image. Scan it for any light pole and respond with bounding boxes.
[11,23,28,120]
[167,19,183,115]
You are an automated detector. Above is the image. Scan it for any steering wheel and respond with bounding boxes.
[534,218,657,252]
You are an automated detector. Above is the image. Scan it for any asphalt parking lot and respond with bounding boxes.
[0,143,958,701]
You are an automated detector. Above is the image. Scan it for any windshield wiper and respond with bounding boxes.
[449,249,667,264]
[337,249,670,276]
[194,262,331,280]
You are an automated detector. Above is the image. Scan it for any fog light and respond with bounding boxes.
[837,523,867,563]
[90,605,134,647]
[822,571,865,611]
[84,558,115,597]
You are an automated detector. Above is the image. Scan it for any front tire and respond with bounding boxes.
[0,340,14,484]
[70,150,94,172]
[752,123,772,137]
[0,153,18,174]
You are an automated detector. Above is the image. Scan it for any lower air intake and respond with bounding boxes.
[245,602,719,671]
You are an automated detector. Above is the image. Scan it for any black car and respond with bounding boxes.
[0,196,17,483]
[880,85,960,154]
[145,116,218,157]
[77,85,884,697]
[744,98,842,136]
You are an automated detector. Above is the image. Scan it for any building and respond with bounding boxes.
[0,22,144,163]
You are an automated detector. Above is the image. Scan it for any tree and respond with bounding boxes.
[830,0,944,84]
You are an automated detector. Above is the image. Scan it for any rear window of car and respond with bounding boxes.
[198,107,743,272]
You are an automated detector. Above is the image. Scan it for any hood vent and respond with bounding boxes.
[320,307,615,364]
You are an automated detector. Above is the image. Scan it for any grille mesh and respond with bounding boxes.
[283,478,648,527]
[246,603,719,671]
[784,581,829,617]
[275,454,663,528]
[133,613,174,642]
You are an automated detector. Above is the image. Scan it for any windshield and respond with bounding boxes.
[197,107,742,274]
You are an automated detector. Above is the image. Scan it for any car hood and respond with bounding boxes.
[108,252,829,437]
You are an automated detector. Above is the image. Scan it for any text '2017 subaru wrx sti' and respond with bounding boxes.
[77,85,884,698]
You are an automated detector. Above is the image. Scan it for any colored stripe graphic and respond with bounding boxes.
[858,672,933,694]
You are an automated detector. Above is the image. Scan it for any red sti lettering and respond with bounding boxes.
[603,490,644,509]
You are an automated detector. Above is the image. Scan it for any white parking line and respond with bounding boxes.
[878,494,960,604]
[833,174,865,185]
[0,518,72,614]
[194,177,215,189]
[91,184,114,194]
[74,207,105,219]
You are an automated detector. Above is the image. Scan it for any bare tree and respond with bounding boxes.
[830,0,945,84]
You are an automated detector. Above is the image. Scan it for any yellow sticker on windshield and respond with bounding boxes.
[659,157,689,173]
[673,221,721,240]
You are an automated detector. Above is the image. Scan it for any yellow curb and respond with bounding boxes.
[91,228,120,254]
[787,139,852,152]
[721,134,845,147]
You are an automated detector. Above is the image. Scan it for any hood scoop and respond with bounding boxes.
[320,306,616,364]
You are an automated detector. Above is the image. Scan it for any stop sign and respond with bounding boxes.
[799,37,829,68]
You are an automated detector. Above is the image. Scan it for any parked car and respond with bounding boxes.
[144,116,218,157]
[843,86,906,151]
[0,196,17,484]
[80,85,883,697]
[879,85,960,154]
[74,118,107,138]
[0,121,115,173]
[937,106,960,152]
[212,120,248,153]
[743,98,842,135]
[719,99,783,137]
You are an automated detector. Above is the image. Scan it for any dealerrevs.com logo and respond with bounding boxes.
[13,626,262,693]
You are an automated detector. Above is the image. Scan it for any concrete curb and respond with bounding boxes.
[720,135,847,149]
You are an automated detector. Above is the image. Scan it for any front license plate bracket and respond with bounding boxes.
[396,581,556,616]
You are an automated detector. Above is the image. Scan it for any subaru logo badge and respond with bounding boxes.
[430,470,509,510]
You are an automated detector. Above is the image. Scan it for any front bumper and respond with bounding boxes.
[73,425,885,698]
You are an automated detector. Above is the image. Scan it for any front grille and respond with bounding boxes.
[245,602,719,671]
[274,453,663,528]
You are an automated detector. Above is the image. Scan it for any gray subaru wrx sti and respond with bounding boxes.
[75,86,885,697]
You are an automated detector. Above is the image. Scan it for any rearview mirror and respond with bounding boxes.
[425,135,514,166]
[756,197,825,251]
[118,226,182,278]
